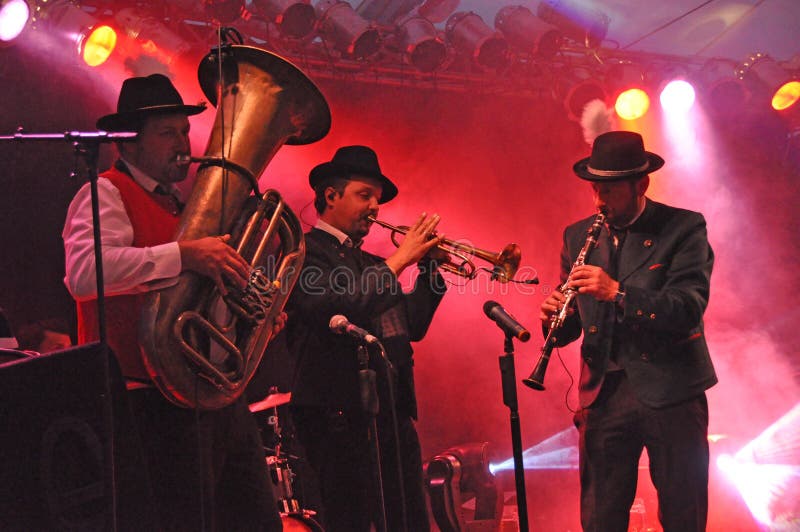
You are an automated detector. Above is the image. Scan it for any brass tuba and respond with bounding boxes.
[139,45,331,410]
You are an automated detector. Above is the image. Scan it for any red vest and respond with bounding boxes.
[76,165,180,380]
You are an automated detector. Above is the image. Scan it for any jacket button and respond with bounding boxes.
[649,313,656,320]
[636,309,644,316]
[588,325,598,334]
[640,353,649,361]
[644,239,653,247]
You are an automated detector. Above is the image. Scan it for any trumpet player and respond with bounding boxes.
[62,74,282,531]
[539,131,717,532]
[285,145,448,532]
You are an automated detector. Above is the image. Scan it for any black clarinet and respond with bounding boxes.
[523,211,606,391]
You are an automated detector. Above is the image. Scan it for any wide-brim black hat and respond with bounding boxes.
[573,131,664,182]
[96,74,206,132]
[309,145,398,203]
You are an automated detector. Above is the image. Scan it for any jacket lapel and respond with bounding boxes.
[617,199,658,283]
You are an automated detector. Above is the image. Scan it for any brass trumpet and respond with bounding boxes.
[367,216,521,282]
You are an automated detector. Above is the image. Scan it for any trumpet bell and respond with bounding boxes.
[493,243,522,282]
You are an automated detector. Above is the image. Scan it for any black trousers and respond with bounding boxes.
[291,405,430,532]
[574,371,709,532]
[127,388,283,531]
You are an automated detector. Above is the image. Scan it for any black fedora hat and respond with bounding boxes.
[573,131,664,182]
[309,145,398,203]
[96,74,206,132]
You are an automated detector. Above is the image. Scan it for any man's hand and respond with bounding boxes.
[179,234,250,295]
[567,265,619,302]
[272,311,288,336]
[540,289,568,323]
[384,213,443,276]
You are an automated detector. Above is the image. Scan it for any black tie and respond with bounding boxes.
[608,227,627,278]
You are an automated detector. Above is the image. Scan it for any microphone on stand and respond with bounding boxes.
[329,315,380,345]
[483,301,531,342]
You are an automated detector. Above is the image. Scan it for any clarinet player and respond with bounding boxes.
[538,131,717,531]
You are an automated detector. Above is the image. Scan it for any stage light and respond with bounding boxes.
[0,0,30,46]
[315,0,381,59]
[417,0,459,23]
[616,88,650,120]
[396,15,446,73]
[355,0,421,25]
[606,62,650,120]
[113,8,196,66]
[204,0,246,24]
[558,66,607,121]
[535,0,609,49]
[251,0,316,39]
[426,442,502,532]
[738,53,800,111]
[445,11,508,70]
[81,24,116,67]
[717,404,800,527]
[494,5,562,59]
[698,58,749,117]
[660,79,695,113]
[34,1,118,66]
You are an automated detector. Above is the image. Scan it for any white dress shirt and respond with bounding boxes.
[62,159,182,301]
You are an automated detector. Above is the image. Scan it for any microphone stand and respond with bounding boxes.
[0,129,136,532]
[375,341,408,532]
[358,342,387,532]
[498,332,530,532]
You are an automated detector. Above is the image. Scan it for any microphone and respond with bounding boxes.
[483,301,531,342]
[329,315,379,345]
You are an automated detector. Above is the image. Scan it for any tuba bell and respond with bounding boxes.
[139,45,331,410]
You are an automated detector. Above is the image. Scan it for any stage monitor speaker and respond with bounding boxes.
[0,342,152,531]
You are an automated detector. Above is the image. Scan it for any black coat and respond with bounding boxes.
[552,199,717,408]
[286,228,446,418]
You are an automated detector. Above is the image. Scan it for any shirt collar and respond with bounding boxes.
[315,218,360,248]
[119,157,182,199]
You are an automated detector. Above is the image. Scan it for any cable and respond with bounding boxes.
[694,0,768,56]
[621,0,717,51]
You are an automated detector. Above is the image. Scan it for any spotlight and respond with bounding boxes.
[445,11,508,70]
[660,79,695,114]
[535,0,609,49]
[616,88,649,120]
[426,442,502,532]
[251,0,316,39]
[738,53,800,111]
[114,8,196,66]
[655,64,695,113]
[204,0,246,24]
[698,58,749,117]
[494,5,562,59]
[0,0,30,46]
[35,1,117,67]
[395,15,446,73]
[355,0,421,25]
[558,66,606,121]
[81,25,116,67]
[315,0,381,59]
[606,62,650,120]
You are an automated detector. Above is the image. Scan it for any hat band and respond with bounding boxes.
[586,160,649,177]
